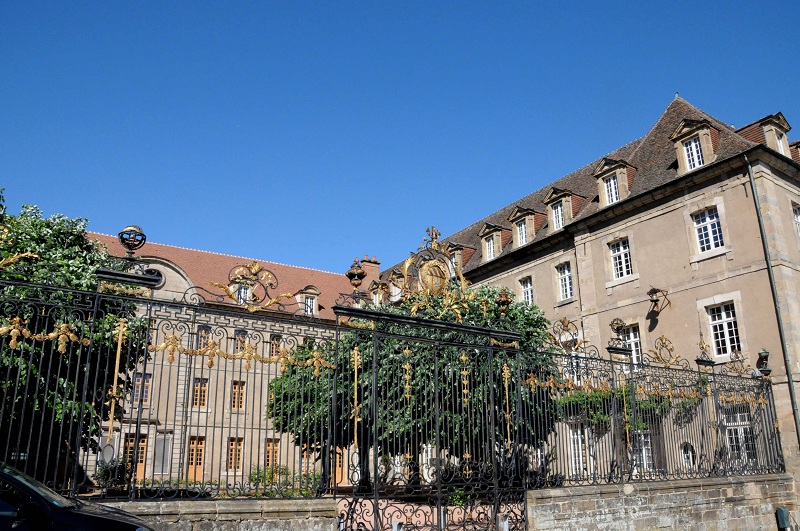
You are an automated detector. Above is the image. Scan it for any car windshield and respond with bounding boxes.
[2,466,77,508]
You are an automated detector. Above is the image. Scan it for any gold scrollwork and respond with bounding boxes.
[0,318,91,354]
[147,333,335,374]
[491,338,519,349]
[524,373,614,395]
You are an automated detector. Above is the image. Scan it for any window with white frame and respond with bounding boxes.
[609,238,633,279]
[304,295,315,315]
[485,236,495,260]
[776,132,786,155]
[552,201,565,230]
[622,324,642,366]
[235,284,252,305]
[683,136,705,170]
[725,404,756,463]
[681,442,696,469]
[569,423,587,478]
[793,204,800,238]
[516,220,528,245]
[557,263,573,301]
[692,207,724,253]
[520,277,534,306]
[708,302,741,357]
[632,431,654,472]
[604,174,620,205]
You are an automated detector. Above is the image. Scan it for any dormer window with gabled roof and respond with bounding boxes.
[544,188,584,234]
[669,119,718,175]
[593,158,635,208]
[478,223,509,263]
[507,206,542,248]
[763,113,791,155]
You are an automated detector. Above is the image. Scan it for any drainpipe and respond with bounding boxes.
[743,153,800,449]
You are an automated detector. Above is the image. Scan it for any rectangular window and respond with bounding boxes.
[124,434,147,478]
[192,378,208,408]
[632,431,654,472]
[557,263,573,301]
[270,334,282,355]
[265,438,280,468]
[520,277,534,306]
[725,405,757,463]
[693,207,724,252]
[132,372,152,406]
[516,220,528,245]
[708,303,741,357]
[301,447,315,474]
[304,295,315,315]
[234,329,247,352]
[793,205,800,238]
[569,424,586,478]
[235,284,251,305]
[622,324,642,366]
[187,436,205,481]
[231,380,245,411]
[604,175,620,204]
[609,238,633,279]
[552,202,565,230]
[153,435,172,475]
[228,437,243,470]
[777,132,786,155]
[683,136,704,170]
[197,325,212,349]
[485,236,495,260]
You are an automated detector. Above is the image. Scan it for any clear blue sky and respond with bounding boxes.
[2,2,799,274]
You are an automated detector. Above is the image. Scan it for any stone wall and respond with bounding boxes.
[101,498,339,531]
[528,473,798,530]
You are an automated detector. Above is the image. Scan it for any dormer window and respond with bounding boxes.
[552,202,564,230]
[478,223,507,263]
[296,285,320,315]
[516,220,527,245]
[507,207,538,248]
[544,188,584,234]
[670,119,718,175]
[604,175,620,204]
[776,132,786,155]
[683,136,705,170]
[593,158,634,208]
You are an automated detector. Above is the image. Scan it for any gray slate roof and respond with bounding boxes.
[382,97,759,278]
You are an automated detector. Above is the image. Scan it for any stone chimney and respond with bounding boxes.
[360,255,381,289]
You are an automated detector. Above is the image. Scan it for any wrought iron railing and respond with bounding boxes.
[0,278,783,505]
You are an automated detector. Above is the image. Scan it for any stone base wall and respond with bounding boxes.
[528,473,798,530]
[100,498,338,531]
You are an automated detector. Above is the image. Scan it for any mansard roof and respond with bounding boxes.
[91,233,356,319]
[384,97,764,276]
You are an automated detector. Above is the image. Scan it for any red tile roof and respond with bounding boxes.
[91,233,358,320]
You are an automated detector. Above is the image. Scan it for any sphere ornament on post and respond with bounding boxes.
[118,225,146,259]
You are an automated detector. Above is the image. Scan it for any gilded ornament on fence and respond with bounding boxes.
[147,332,335,374]
[0,317,90,353]
[460,351,470,405]
[403,346,413,403]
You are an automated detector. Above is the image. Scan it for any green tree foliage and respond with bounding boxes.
[0,192,149,490]
[267,284,554,488]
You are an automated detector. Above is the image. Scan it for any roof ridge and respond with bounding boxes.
[89,232,344,276]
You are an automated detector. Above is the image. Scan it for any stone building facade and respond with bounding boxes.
[381,97,800,477]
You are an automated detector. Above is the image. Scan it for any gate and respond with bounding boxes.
[332,306,528,531]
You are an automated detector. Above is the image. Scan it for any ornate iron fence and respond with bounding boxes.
[0,276,784,530]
